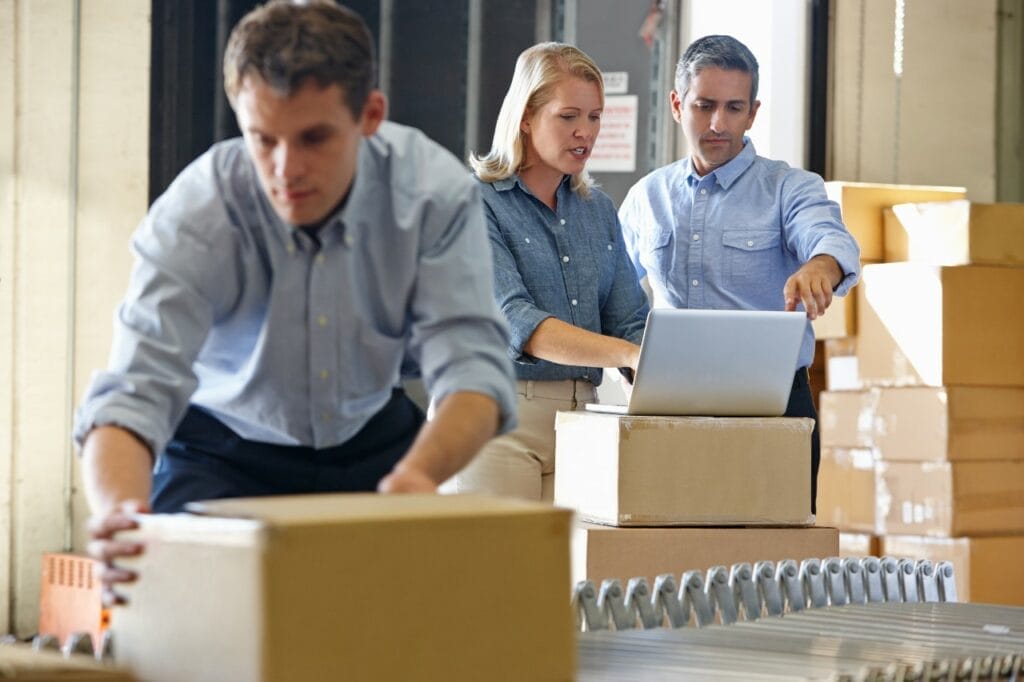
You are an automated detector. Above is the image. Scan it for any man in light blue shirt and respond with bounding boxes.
[77,1,515,602]
[619,35,861,514]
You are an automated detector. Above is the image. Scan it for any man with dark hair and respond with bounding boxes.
[619,34,861,514]
[78,0,516,601]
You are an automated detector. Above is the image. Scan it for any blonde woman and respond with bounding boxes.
[454,42,650,501]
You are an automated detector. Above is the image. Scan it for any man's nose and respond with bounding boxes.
[709,108,726,133]
[273,144,305,183]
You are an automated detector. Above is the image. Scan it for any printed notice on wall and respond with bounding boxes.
[588,95,638,173]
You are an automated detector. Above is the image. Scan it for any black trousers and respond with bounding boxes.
[784,368,820,515]
[151,389,425,513]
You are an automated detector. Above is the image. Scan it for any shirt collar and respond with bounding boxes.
[493,173,572,197]
[685,137,756,189]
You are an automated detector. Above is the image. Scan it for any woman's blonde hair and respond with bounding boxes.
[470,42,604,197]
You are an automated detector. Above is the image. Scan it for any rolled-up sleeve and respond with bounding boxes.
[781,172,862,296]
[406,181,518,434]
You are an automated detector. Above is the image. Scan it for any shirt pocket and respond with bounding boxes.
[646,226,674,282]
[722,229,782,288]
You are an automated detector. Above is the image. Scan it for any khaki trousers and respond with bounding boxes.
[451,379,596,502]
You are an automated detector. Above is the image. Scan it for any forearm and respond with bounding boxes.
[395,391,501,485]
[524,317,640,370]
[81,426,155,516]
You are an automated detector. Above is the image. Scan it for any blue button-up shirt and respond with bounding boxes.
[74,121,516,455]
[483,175,649,384]
[619,140,861,368]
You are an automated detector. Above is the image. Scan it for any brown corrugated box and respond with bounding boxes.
[811,286,857,340]
[876,460,1024,536]
[823,182,967,261]
[882,534,1024,606]
[857,263,1024,387]
[839,532,879,558]
[817,447,877,533]
[572,524,838,586]
[554,412,814,527]
[871,386,1024,461]
[0,644,134,680]
[112,494,575,682]
[884,200,1024,266]
[819,391,875,448]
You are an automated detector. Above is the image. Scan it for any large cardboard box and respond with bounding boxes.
[839,532,879,558]
[113,494,575,682]
[823,182,966,261]
[554,412,814,526]
[811,286,857,339]
[0,644,134,680]
[871,386,1024,461]
[572,524,839,586]
[817,447,876,533]
[884,200,1024,266]
[876,460,1024,536]
[857,263,1024,387]
[819,391,874,448]
[882,534,1024,606]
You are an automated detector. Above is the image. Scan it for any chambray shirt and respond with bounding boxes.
[74,121,516,456]
[619,139,861,369]
[483,175,649,385]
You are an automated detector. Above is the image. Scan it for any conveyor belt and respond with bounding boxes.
[578,602,1024,681]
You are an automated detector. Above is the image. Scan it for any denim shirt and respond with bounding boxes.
[619,140,861,369]
[74,122,517,455]
[483,175,649,384]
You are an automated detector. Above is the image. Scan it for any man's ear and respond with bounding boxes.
[669,89,684,124]
[360,90,387,136]
[746,99,761,130]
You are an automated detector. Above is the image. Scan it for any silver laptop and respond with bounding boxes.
[586,308,806,417]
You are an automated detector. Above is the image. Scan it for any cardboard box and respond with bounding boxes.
[823,182,967,261]
[0,643,134,680]
[876,460,1024,536]
[824,338,861,391]
[113,494,575,682]
[857,263,1024,387]
[572,523,839,586]
[872,386,1024,461]
[554,412,814,526]
[839,532,879,558]
[884,200,1024,266]
[882,534,1024,606]
[811,286,857,339]
[817,448,877,533]
[38,553,107,648]
[819,391,874,448]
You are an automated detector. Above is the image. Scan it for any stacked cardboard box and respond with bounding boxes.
[815,194,1024,605]
[554,411,838,587]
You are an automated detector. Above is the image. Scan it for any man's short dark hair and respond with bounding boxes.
[675,35,759,104]
[224,0,376,116]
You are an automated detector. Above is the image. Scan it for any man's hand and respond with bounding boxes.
[783,254,843,320]
[87,499,149,607]
[378,464,437,493]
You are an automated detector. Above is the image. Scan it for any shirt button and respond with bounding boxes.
[318,315,328,327]
[559,219,566,225]
[316,254,326,265]
[747,240,754,247]
[562,256,570,263]
[692,279,700,287]
[321,412,330,422]
[286,244,296,254]
[344,235,354,246]
[692,233,700,241]
[571,299,578,306]
[320,369,329,380]
[525,237,531,244]
[700,188,707,195]
[607,244,613,251]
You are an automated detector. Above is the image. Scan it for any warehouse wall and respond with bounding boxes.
[0,0,149,636]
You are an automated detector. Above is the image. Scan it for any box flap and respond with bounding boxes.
[186,492,570,526]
